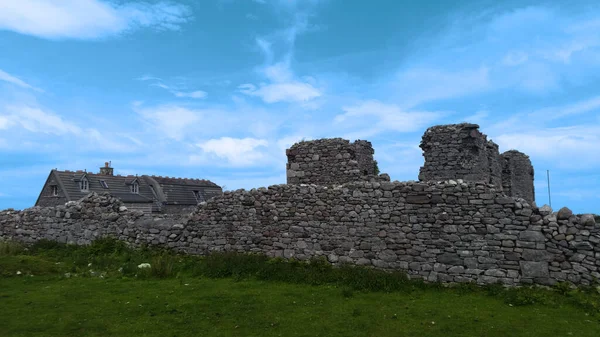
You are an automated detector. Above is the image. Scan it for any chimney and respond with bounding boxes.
[99,161,114,176]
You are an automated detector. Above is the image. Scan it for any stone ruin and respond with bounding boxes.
[286,123,535,205]
[286,138,386,186]
[418,123,535,205]
[2,123,597,288]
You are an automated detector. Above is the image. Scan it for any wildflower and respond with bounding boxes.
[16,271,22,275]
[88,263,92,267]
[138,263,151,269]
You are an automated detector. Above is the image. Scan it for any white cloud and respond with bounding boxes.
[527,95,600,120]
[334,100,441,137]
[134,104,201,141]
[195,137,269,166]
[241,82,321,103]
[240,23,322,104]
[494,126,600,167]
[2,105,81,135]
[146,80,207,99]
[136,75,163,81]
[173,90,207,99]
[0,69,43,92]
[0,0,191,40]
[0,115,9,129]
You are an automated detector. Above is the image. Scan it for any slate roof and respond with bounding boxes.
[39,170,222,208]
[51,170,154,203]
[143,175,222,205]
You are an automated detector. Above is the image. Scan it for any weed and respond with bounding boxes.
[0,240,24,256]
[151,255,174,278]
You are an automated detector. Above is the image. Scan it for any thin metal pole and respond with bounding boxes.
[547,170,552,208]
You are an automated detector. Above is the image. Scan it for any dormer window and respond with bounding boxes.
[131,181,139,194]
[80,177,89,191]
[51,185,58,196]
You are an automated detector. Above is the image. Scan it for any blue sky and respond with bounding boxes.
[0,0,599,214]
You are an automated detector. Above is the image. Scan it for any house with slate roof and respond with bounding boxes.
[35,162,222,214]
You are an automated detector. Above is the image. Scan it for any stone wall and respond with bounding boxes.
[286,138,379,186]
[2,183,599,287]
[418,123,535,205]
[501,150,535,204]
[419,123,503,187]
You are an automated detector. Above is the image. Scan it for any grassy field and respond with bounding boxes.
[1,239,599,337]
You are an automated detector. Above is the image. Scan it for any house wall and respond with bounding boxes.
[36,175,68,208]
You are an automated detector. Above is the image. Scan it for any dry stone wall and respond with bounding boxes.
[2,184,599,287]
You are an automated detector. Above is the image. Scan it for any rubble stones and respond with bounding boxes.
[557,207,573,220]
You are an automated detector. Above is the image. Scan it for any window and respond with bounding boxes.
[131,182,139,194]
[51,185,58,196]
[99,180,109,189]
[80,177,89,191]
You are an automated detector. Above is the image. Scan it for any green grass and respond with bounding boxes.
[1,238,600,336]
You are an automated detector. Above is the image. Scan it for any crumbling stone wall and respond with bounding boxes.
[286,138,379,186]
[2,185,599,287]
[501,150,535,204]
[419,123,503,187]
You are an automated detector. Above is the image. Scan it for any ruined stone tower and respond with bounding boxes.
[286,138,377,185]
[501,150,535,204]
[418,123,535,205]
[418,123,502,186]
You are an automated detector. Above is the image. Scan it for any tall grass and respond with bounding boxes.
[2,237,599,315]
[0,240,24,256]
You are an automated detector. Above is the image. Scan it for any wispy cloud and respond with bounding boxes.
[133,104,201,141]
[493,125,600,168]
[140,77,207,99]
[334,100,441,138]
[1,105,81,135]
[0,0,192,40]
[239,16,322,104]
[194,137,269,166]
[0,69,43,92]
